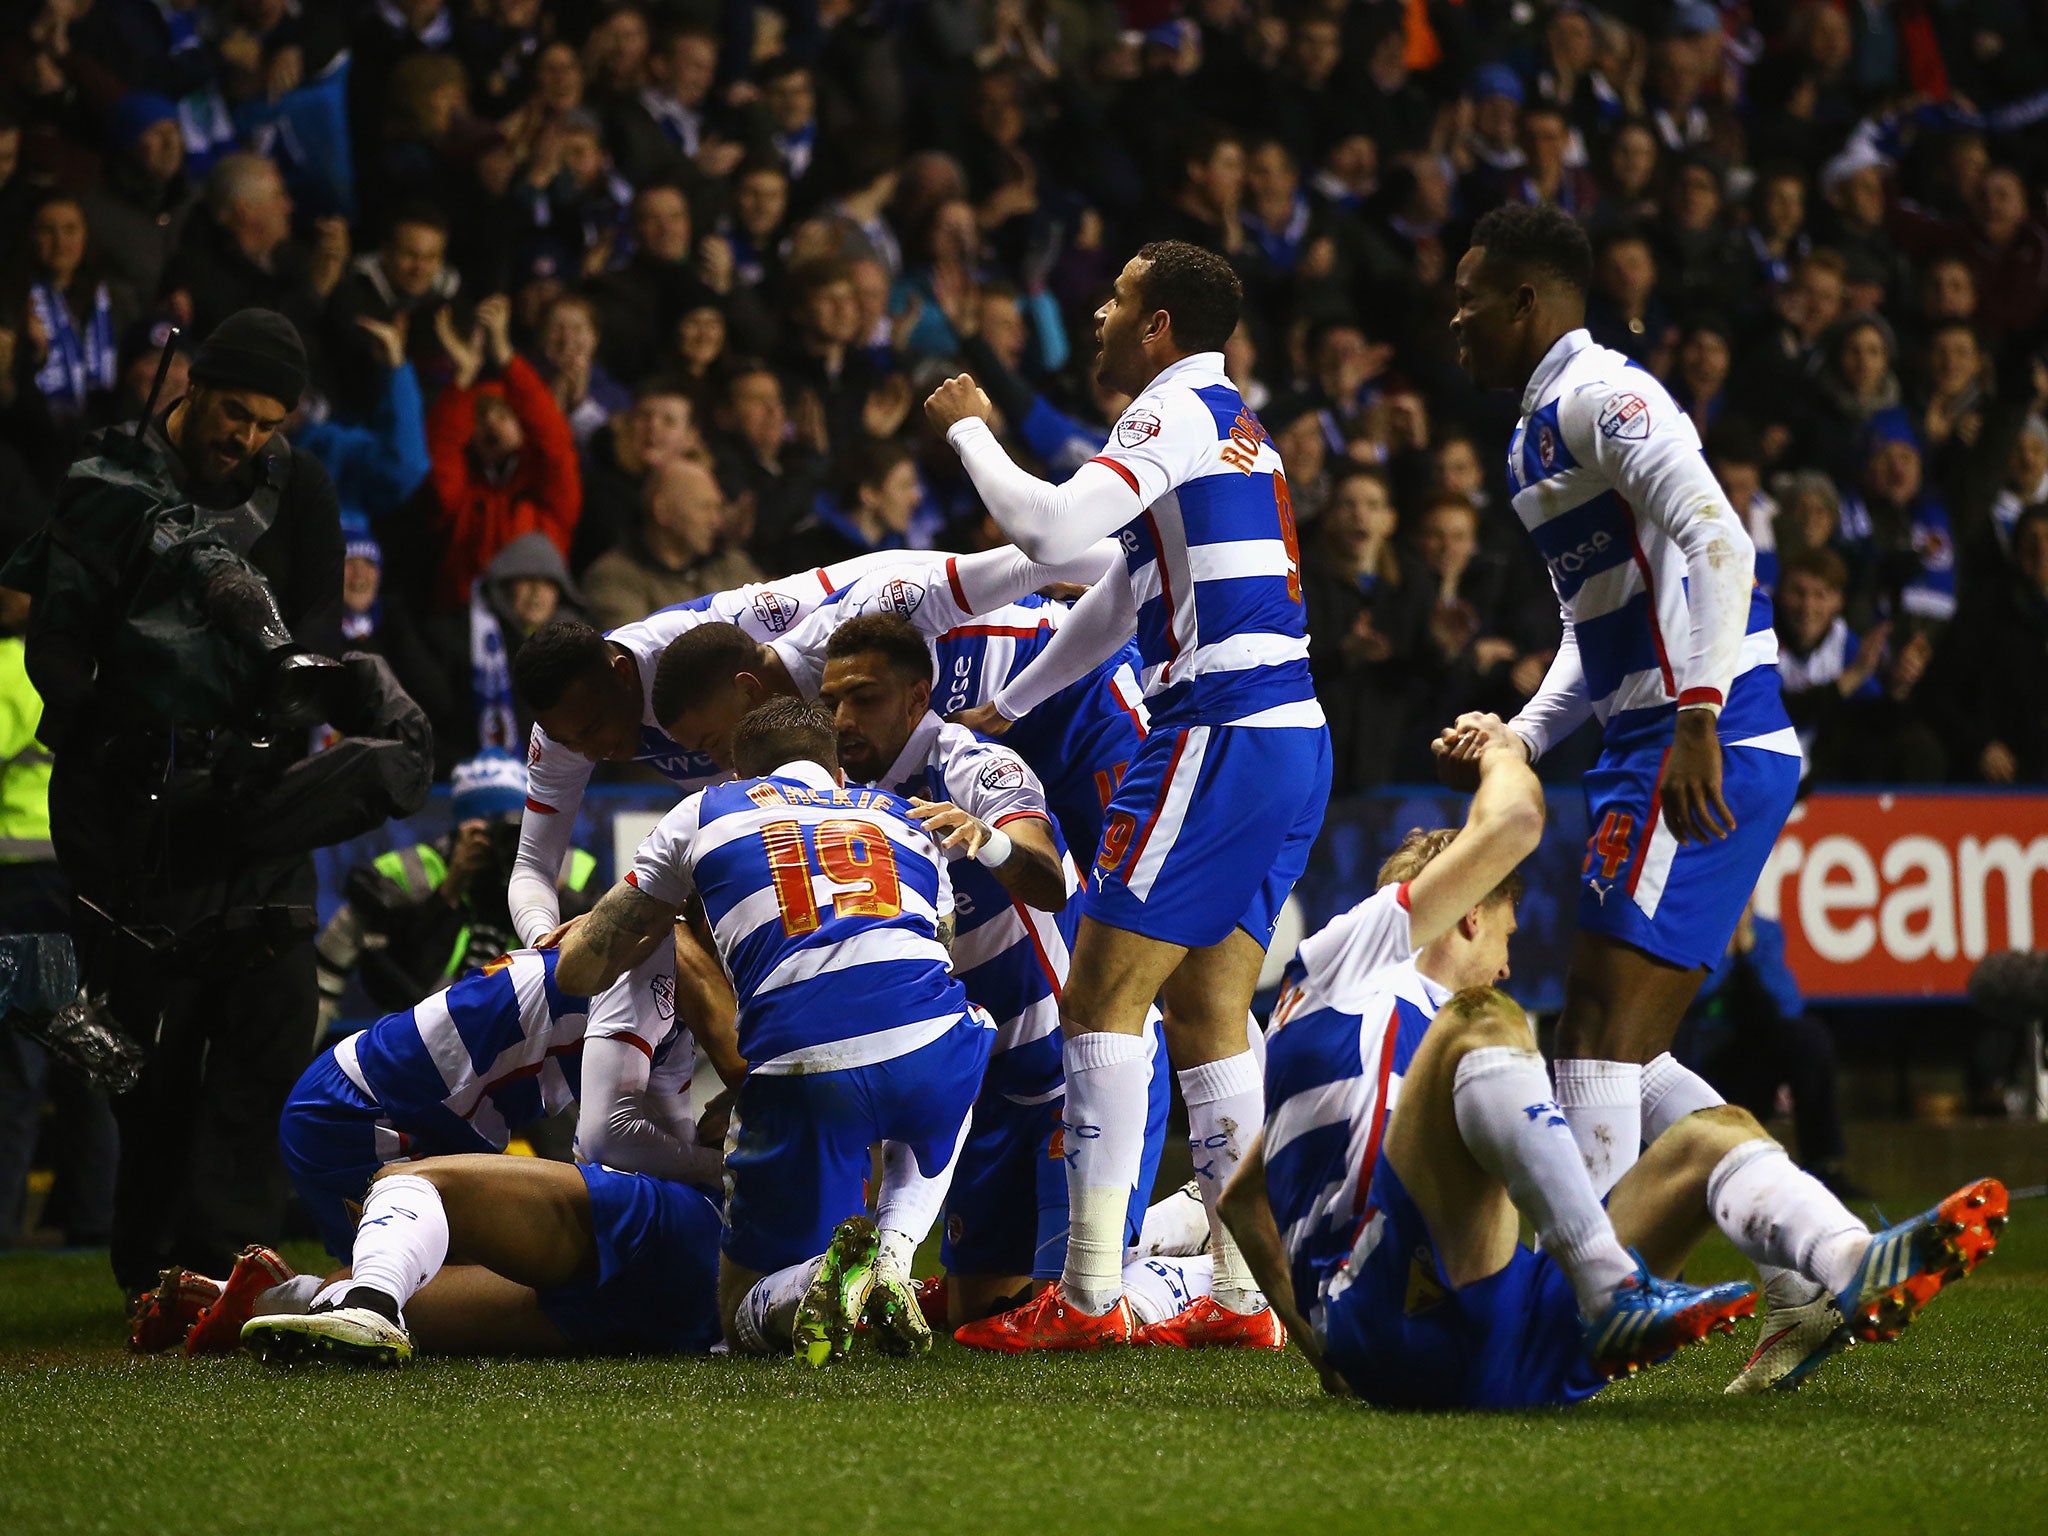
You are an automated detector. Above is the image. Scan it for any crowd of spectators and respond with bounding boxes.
[2,0,2047,791]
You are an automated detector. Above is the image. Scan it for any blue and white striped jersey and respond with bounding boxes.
[524,554,944,818]
[765,556,1149,856]
[584,940,699,1101]
[1262,884,1434,1333]
[1504,330,1794,756]
[768,555,1144,726]
[1089,354,1321,731]
[337,948,591,1152]
[628,758,980,1074]
[870,713,1076,1101]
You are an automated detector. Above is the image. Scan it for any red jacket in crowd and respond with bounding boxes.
[427,355,582,608]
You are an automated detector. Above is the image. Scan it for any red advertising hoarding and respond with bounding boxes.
[1754,791,2048,1000]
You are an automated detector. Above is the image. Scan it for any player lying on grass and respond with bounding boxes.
[268,929,728,1262]
[1220,723,2008,1407]
[139,1154,721,1364]
[554,698,996,1365]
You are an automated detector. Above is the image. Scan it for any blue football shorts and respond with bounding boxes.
[1083,722,1332,950]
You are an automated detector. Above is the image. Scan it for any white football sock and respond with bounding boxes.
[1708,1139,1871,1297]
[1642,1053,1825,1308]
[1131,1181,1210,1259]
[732,1255,826,1356]
[347,1174,449,1317]
[1453,1047,1637,1318]
[1179,1051,1265,1313]
[873,1121,970,1277]
[1123,1254,1214,1327]
[1553,1057,1642,1199]
[1640,1052,1719,1140]
[252,1275,322,1316]
[312,1279,354,1311]
[1059,1029,1152,1314]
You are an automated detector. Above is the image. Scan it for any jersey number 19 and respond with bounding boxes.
[762,819,904,935]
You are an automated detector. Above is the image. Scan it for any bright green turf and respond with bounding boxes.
[3,1214,2044,1536]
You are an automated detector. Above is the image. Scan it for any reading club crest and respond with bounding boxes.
[1116,409,1162,449]
[751,589,800,633]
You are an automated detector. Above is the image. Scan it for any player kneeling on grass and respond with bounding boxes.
[238,1154,724,1364]
[1218,722,2007,1407]
[553,697,995,1366]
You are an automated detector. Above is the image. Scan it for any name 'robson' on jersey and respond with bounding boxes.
[628,759,979,1075]
[1508,329,1783,751]
[1091,352,1323,731]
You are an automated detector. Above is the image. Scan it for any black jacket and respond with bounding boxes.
[21,415,342,756]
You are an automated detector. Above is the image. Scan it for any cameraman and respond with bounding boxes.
[15,308,348,1297]
[315,749,599,1024]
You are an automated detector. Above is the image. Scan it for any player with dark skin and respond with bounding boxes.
[523,640,652,769]
[1439,235,1735,1071]
[515,636,750,1085]
[647,623,1067,915]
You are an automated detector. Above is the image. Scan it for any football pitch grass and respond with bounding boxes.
[3,1208,2044,1536]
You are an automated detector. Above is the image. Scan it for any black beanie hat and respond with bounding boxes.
[189,308,308,411]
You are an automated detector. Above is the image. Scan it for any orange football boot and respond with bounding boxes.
[1836,1177,2008,1344]
[953,1287,1135,1353]
[1133,1295,1286,1349]
[128,1268,223,1354]
[184,1246,298,1355]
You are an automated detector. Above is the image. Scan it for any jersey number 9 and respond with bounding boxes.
[1274,471,1302,603]
[762,818,904,936]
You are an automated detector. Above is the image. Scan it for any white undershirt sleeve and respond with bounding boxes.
[945,419,1140,563]
[512,728,590,946]
[990,567,1138,722]
[575,1034,721,1183]
[1507,611,1594,762]
[948,539,1126,613]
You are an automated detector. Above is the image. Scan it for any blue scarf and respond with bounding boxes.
[1242,193,1312,273]
[30,281,115,418]
[154,1,237,176]
[469,579,520,751]
[1747,226,1808,292]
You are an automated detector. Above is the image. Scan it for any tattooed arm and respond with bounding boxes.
[556,791,705,996]
[555,882,682,996]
